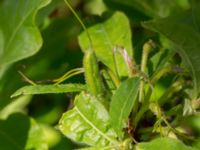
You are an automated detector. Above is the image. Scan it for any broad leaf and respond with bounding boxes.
[58,92,119,148]
[136,137,196,150]
[0,113,48,150]
[110,77,140,138]
[11,84,86,98]
[0,0,50,70]
[143,0,200,98]
[0,15,82,110]
[79,12,133,77]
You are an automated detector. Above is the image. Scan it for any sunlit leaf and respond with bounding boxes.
[11,84,86,98]
[58,92,119,148]
[25,119,48,150]
[136,137,196,150]
[110,77,140,138]
[79,12,133,77]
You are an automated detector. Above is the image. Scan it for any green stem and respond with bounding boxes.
[63,0,93,49]
[53,68,84,84]
[18,71,36,85]
[158,80,183,106]
[112,47,120,80]
[101,69,117,90]
[151,65,172,84]
[144,65,172,103]
[139,40,153,103]
[134,101,149,130]
[107,68,120,88]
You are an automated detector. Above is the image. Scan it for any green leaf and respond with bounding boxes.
[110,77,140,138]
[143,0,200,98]
[58,92,118,148]
[43,125,77,150]
[0,113,48,150]
[149,49,173,76]
[136,137,196,150]
[0,0,50,69]
[104,0,189,18]
[84,0,107,16]
[77,146,114,150]
[0,113,30,150]
[36,0,63,26]
[78,12,133,77]
[0,95,32,119]
[11,84,86,98]
[25,119,48,150]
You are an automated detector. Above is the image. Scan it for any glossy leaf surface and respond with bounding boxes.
[110,77,140,138]
[79,12,133,77]
[58,92,118,148]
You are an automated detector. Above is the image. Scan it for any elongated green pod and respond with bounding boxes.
[83,50,104,97]
[64,0,104,97]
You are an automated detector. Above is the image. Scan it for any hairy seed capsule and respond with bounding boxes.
[83,50,103,97]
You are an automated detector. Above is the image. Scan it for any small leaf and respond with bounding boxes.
[11,84,86,98]
[110,77,140,138]
[143,0,200,98]
[25,118,48,150]
[58,92,118,148]
[79,12,133,77]
[0,0,50,70]
[149,49,173,76]
[136,137,196,150]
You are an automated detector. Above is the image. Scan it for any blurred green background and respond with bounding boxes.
[2,0,200,149]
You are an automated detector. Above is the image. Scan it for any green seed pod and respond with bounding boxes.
[83,50,104,97]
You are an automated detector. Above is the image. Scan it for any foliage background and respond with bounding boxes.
[0,0,200,149]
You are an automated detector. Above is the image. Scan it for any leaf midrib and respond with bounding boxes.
[4,1,40,53]
[74,106,117,145]
[117,80,139,132]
